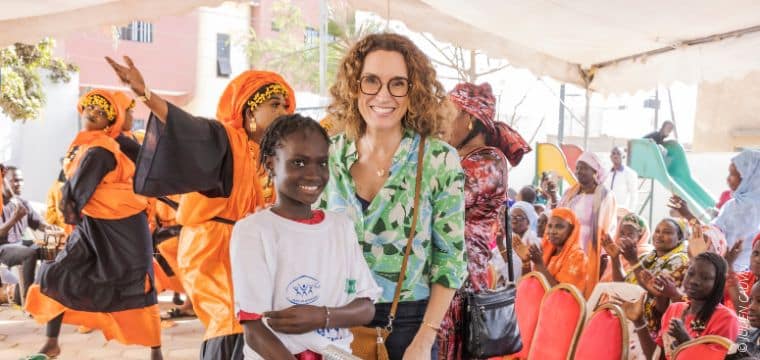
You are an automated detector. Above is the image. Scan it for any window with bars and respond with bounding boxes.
[217,33,232,78]
[118,21,154,43]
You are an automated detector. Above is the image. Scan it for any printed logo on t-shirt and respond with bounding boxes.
[287,275,321,304]
[316,327,346,342]
[345,279,356,295]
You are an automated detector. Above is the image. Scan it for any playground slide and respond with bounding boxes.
[560,144,584,173]
[536,143,577,187]
[628,139,715,222]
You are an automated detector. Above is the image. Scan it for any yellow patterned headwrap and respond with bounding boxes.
[80,94,116,122]
[246,83,289,113]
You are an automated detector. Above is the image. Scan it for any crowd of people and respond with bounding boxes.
[0,31,759,360]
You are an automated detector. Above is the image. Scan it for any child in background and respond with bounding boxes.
[230,114,381,359]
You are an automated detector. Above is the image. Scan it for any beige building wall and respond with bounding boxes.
[184,2,252,117]
[694,70,760,152]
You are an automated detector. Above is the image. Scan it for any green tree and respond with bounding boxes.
[246,0,382,92]
[0,38,78,121]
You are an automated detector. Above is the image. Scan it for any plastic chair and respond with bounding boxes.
[504,272,550,359]
[527,283,586,360]
[672,335,734,360]
[572,303,629,360]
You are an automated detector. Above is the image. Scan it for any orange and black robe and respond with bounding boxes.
[25,131,160,347]
[134,103,264,359]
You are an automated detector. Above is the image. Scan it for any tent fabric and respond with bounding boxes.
[0,0,226,48]
[348,0,760,94]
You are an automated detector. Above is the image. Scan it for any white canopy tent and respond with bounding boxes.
[347,0,760,95]
[0,0,227,48]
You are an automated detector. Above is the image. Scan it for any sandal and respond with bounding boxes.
[172,292,184,306]
[160,307,195,320]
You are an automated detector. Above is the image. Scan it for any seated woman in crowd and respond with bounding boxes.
[523,207,588,293]
[500,201,540,279]
[618,252,739,360]
[601,213,652,281]
[230,115,381,359]
[606,218,689,339]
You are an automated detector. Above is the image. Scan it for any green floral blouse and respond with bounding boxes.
[319,129,467,303]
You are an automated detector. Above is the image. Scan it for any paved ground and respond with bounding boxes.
[0,295,205,360]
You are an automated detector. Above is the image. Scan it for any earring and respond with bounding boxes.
[266,170,273,187]
[103,126,111,134]
[249,118,257,134]
[467,122,473,131]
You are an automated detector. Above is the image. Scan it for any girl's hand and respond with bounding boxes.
[601,232,620,258]
[264,305,326,334]
[667,318,691,346]
[528,244,544,266]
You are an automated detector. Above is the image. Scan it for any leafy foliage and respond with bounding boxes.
[0,38,78,121]
[246,0,382,92]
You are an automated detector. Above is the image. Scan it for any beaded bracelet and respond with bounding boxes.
[324,306,331,328]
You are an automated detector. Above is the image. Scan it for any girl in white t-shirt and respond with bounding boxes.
[230,114,382,359]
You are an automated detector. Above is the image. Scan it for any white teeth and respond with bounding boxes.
[370,106,394,114]
[299,185,319,192]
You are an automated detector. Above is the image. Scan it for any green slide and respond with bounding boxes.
[627,139,716,222]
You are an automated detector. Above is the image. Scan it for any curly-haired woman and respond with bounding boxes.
[320,33,467,359]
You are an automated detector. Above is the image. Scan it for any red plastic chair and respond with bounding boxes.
[672,335,734,360]
[573,303,629,360]
[503,272,550,359]
[527,283,586,360]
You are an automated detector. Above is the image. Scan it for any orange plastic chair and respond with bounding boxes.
[572,303,629,360]
[504,272,550,359]
[672,335,734,360]
[526,283,586,360]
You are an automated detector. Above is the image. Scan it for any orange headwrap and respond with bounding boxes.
[542,208,583,266]
[77,89,125,138]
[112,91,135,115]
[215,70,296,129]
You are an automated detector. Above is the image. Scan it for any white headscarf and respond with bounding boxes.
[510,201,538,232]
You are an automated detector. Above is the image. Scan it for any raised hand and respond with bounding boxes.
[724,239,744,270]
[667,195,695,220]
[619,236,639,264]
[528,244,544,266]
[654,273,682,300]
[512,234,530,262]
[688,224,709,258]
[601,232,620,258]
[105,56,147,97]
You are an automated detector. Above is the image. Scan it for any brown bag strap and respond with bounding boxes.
[386,136,426,330]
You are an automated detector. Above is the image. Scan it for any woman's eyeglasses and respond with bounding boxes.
[358,75,410,97]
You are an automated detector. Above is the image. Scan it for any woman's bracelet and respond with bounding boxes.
[323,306,331,328]
[423,321,440,331]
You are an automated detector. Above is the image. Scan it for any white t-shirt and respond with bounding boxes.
[230,209,382,359]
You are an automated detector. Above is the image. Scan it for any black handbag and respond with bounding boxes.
[464,285,522,358]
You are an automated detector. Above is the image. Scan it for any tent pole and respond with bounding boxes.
[583,88,590,150]
[667,87,679,140]
[558,84,565,144]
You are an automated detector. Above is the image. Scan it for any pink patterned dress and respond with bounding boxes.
[438,146,508,359]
